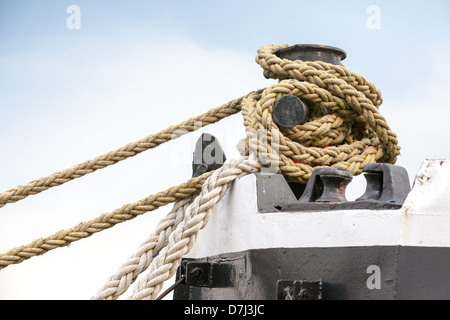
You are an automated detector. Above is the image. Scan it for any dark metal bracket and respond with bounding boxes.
[192,133,226,177]
[177,259,235,288]
[257,163,411,213]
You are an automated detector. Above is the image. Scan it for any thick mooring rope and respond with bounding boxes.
[0,172,211,270]
[0,93,259,209]
[130,155,260,300]
[240,43,400,183]
[93,155,260,300]
[91,195,196,300]
[0,44,400,272]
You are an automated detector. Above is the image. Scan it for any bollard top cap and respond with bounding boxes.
[275,44,347,65]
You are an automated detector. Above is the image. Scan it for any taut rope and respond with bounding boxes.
[0,172,212,270]
[0,94,256,208]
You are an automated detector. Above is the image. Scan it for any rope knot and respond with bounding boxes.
[240,43,400,183]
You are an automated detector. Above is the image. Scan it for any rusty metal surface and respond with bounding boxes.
[272,95,310,128]
[275,44,347,65]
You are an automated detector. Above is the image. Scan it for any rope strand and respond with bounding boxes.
[0,172,211,270]
[92,195,195,300]
[127,155,260,300]
[0,92,261,209]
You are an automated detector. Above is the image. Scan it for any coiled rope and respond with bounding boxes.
[0,44,400,278]
[240,43,399,182]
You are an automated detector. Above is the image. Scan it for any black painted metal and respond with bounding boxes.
[272,95,310,128]
[173,246,450,300]
[257,163,411,212]
[185,261,234,288]
[356,163,411,205]
[174,254,247,300]
[192,133,226,177]
[299,167,353,203]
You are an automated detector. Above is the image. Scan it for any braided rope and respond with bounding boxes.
[126,155,260,300]
[0,172,211,270]
[239,43,400,183]
[0,92,261,209]
[91,195,196,300]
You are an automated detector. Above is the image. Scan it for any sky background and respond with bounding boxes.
[0,0,449,299]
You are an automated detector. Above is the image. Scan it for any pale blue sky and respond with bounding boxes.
[0,1,449,299]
